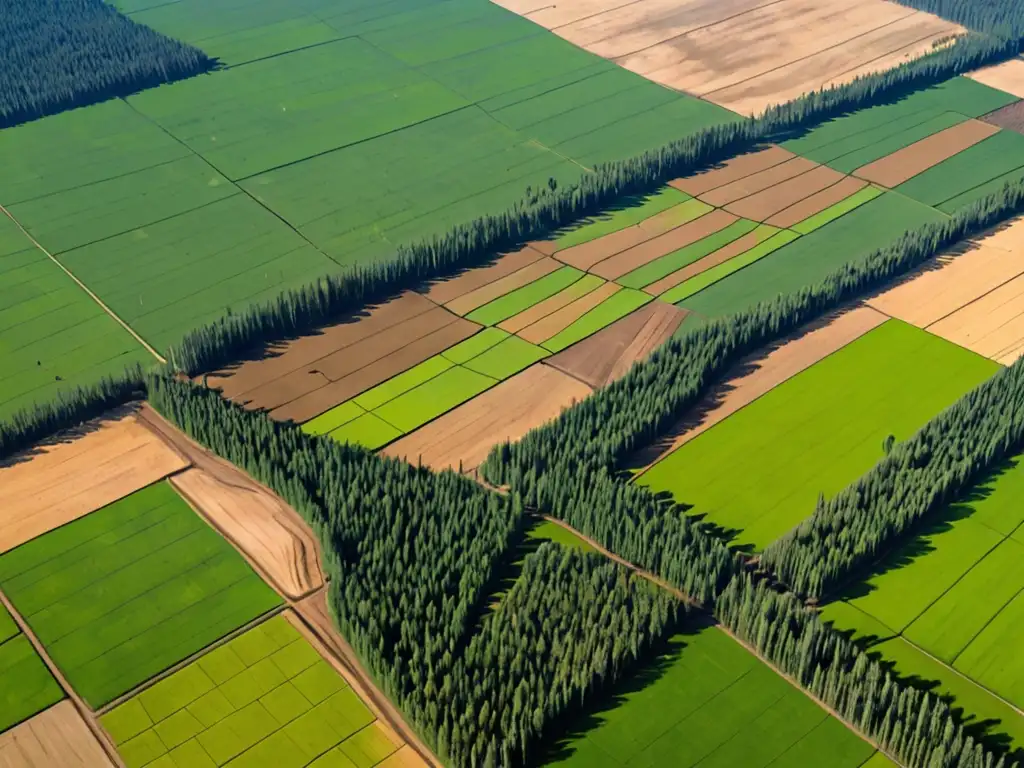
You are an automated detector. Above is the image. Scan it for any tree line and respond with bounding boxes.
[717,573,1013,768]
[1,0,213,130]
[894,0,1024,38]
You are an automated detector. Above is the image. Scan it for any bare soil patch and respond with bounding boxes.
[927,273,1024,365]
[545,302,689,389]
[517,282,622,344]
[982,100,1024,134]
[553,226,651,270]
[643,229,774,296]
[854,119,1000,187]
[765,176,868,228]
[418,245,546,305]
[381,364,592,472]
[590,209,738,280]
[0,412,186,554]
[724,165,847,221]
[628,305,887,472]
[444,258,561,315]
[699,157,820,207]
[671,146,795,196]
[171,468,323,600]
[968,59,1024,99]
[0,702,114,768]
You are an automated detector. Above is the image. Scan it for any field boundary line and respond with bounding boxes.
[920,261,1024,330]
[0,203,165,364]
[0,588,126,768]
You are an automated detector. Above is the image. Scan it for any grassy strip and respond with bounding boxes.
[792,186,885,234]
[466,266,585,326]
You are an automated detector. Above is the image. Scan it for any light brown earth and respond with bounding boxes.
[699,157,821,207]
[0,411,187,554]
[724,165,847,221]
[628,305,888,472]
[545,302,690,389]
[927,273,1024,364]
[494,0,961,116]
[444,258,561,316]
[171,468,323,600]
[380,746,431,768]
[854,119,1001,187]
[967,59,1024,99]
[517,282,622,344]
[982,100,1024,134]
[643,229,774,296]
[553,226,652,270]
[380,364,592,472]
[670,146,796,196]
[418,245,546,305]
[765,176,869,228]
[498,279,603,334]
[0,702,114,768]
[590,209,738,280]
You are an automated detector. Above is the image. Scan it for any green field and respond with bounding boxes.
[374,366,495,432]
[542,625,873,767]
[325,413,403,451]
[0,213,150,421]
[466,266,586,326]
[0,482,282,708]
[101,614,398,768]
[679,192,946,318]
[637,320,999,550]
[543,289,652,352]
[895,130,1024,212]
[550,189,701,251]
[462,335,549,379]
[791,186,883,234]
[0,603,64,734]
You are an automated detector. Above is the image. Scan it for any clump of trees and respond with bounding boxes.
[717,574,1013,768]
[894,0,1024,38]
[762,357,1024,599]
[0,0,213,129]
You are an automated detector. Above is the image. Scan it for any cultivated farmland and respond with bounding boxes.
[0,602,64,735]
[637,320,999,550]
[0,700,114,767]
[0,481,282,708]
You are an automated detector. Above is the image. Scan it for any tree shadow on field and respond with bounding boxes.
[0,401,142,469]
[531,616,715,767]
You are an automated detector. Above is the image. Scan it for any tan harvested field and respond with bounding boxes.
[0,411,186,554]
[418,245,546,305]
[517,282,622,344]
[171,468,323,599]
[381,364,592,472]
[671,146,795,196]
[444,258,561,315]
[545,302,689,389]
[724,165,847,221]
[643,229,774,296]
[380,746,431,768]
[629,305,888,471]
[854,119,1000,187]
[867,225,1024,327]
[498,280,603,334]
[765,176,869,228]
[495,0,960,115]
[927,273,1024,364]
[968,59,1024,99]
[0,702,114,768]
[983,100,1024,133]
[590,209,738,280]
[554,226,651,270]
[699,157,820,207]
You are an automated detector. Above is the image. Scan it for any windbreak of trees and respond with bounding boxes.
[894,0,1024,38]
[761,357,1024,599]
[717,574,1013,768]
[167,31,1015,376]
[0,0,213,129]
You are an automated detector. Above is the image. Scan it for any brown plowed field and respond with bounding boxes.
[517,282,621,344]
[418,245,546,305]
[498,280,602,334]
[968,59,1024,99]
[724,165,847,221]
[0,702,114,768]
[854,120,1000,187]
[643,229,773,296]
[553,226,650,270]
[671,146,795,196]
[699,157,820,207]
[983,100,1024,134]
[269,317,479,423]
[171,468,323,600]
[590,209,738,280]
[765,176,869,228]
[867,229,1024,327]
[545,302,689,389]
[494,0,960,116]
[380,364,592,472]
[926,273,1024,364]
[444,258,560,315]
[628,305,888,471]
[0,411,186,554]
